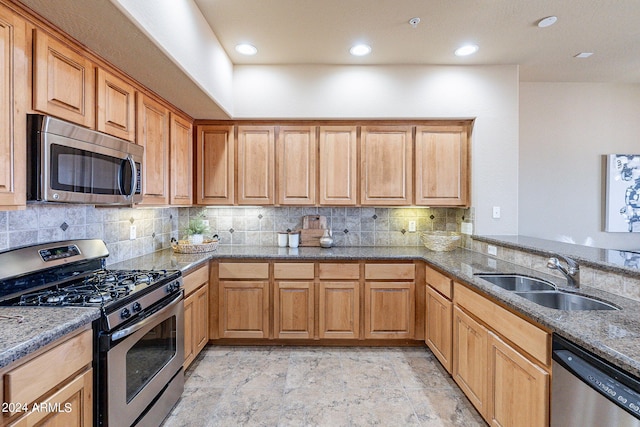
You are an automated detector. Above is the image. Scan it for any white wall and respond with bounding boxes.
[233,64,520,236]
[520,82,640,250]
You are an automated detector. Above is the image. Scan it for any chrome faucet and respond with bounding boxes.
[547,255,580,289]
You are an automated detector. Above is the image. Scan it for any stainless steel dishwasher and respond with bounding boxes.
[552,334,640,426]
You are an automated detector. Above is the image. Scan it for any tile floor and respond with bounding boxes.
[162,346,486,427]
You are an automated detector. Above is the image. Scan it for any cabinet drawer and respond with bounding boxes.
[318,263,360,280]
[219,263,269,279]
[183,263,209,296]
[274,263,314,279]
[4,329,92,407]
[454,282,550,366]
[365,263,415,280]
[425,265,452,299]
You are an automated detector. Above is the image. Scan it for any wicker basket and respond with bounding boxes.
[171,239,219,254]
[421,231,461,251]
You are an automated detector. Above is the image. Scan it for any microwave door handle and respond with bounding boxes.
[119,156,136,198]
[110,292,183,342]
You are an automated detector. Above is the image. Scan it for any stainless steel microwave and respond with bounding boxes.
[27,114,143,205]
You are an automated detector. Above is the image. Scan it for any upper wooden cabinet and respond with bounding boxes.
[277,126,316,205]
[415,125,469,206]
[319,126,357,206]
[0,4,27,208]
[237,126,275,205]
[169,113,193,206]
[195,125,234,205]
[136,93,170,205]
[360,126,413,205]
[96,68,136,141]
[33,29,95,128]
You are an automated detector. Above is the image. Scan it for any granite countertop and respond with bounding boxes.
[110,244,640,378]
[0,307,100,369]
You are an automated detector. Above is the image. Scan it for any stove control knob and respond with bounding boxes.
[166,283,177,293]
[132,302,142,313]
[120,308,131,319]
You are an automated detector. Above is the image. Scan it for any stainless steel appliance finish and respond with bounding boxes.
[0,239,184,426]
[552,335,640,427]
[27,114,143,205]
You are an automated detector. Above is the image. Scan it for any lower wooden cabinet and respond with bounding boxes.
[452,305,488,418]
[2,328,93,427]
[488,332,549,427]
[425,285,453,373]
[183,264,210,368]
[364,282,415,339]
[453,282,551,427]
[219,280,270,338]
[274,281,314,339]
[318,281,360,339]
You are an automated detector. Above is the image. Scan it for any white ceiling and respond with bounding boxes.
[15,0,640,119]
[195,0,640,83]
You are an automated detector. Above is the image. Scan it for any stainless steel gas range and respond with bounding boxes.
[0,239,184,426]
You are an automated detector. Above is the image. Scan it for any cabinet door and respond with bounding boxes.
[219,280,270,338]
[183,291,195,367]
[318,281,360,339]
[96,68,135,141]
[360,126,413,205]
[33,29,95,128]
[237,126,275,205]
[274,281,314,339]
[277,126,316,205]
[195,125,234,205]
[453,306,488,420]
[170,113,193,205]
[0,5,26,208]
[136,93,169,205]
[425,285,453,373]
[364,281,415,339]
[8,369,93,427]
[488,332,549,427]
[194,284,209,353]
[319,126,357,205]
[415,125,469,206]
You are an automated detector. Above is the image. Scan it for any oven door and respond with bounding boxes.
[104,292,184,427]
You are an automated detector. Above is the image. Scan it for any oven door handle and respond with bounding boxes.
[110,292,183,342]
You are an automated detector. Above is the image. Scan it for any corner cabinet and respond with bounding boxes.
[415,125,469,206]
[0,4,27,208]
[360,126,413,205]
[136,93,170,205]
[195,125,235,205]
[33,29,95,128]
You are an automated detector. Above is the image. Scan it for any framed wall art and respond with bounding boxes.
[605,154,640,232]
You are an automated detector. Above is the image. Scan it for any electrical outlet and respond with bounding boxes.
[488,259,497,269]
[461,222,473,235]
[492,206,501,219]
[129,225,136,240]
[487,244,497,256]
[408,221,416,232]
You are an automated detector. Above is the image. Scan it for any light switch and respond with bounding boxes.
[408,221,416,232]
[492,206,501,219]
[129,225,137,240]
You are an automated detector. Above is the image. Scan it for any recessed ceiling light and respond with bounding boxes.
[350,44,372,56]
[537,16,558,28]
[454,44,479,57]
[574,52,594,58]
[235,43,257,56]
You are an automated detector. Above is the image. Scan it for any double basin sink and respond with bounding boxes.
[475,274,619,311]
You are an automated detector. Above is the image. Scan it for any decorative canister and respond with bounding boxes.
[288,231,300,248]
[319,229,334,248]
[278,232,288,247]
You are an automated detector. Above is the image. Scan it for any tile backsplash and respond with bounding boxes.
[0,205,470,264]
[182,206,470,247]
[0,205,179,265]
